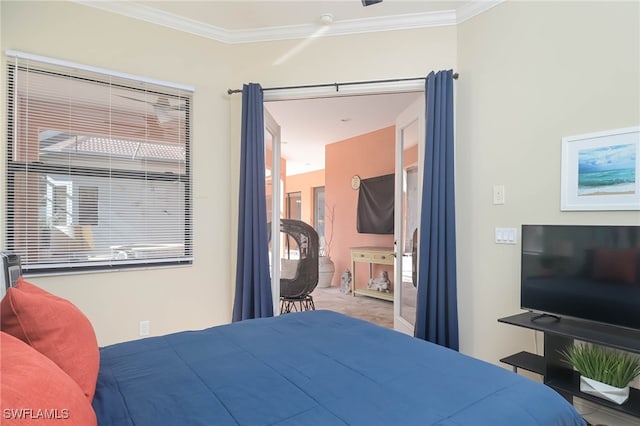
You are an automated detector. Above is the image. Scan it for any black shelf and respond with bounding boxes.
[547,371,640,418]
[499,351,545,375]
[499,312,640,419]
[498,312,640,355]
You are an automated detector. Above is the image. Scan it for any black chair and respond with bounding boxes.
[270,219,319,313]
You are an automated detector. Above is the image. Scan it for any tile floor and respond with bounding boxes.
[310,285,394,329]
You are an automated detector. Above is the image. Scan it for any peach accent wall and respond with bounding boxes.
[325,126,396,288]
[285,169,325,225]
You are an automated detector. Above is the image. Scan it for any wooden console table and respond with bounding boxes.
[350,246,394,302]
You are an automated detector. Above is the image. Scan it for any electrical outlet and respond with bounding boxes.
[139,320,150,336]
[493,185,505,205]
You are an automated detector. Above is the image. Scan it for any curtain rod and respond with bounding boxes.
[226,73,458,95]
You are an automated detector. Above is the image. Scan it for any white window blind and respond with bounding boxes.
[5,52,193,273]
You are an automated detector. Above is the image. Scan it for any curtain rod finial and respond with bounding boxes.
[452,72,459,80]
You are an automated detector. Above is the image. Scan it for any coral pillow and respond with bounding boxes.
[0,278,99,401]
[0,331,97,425]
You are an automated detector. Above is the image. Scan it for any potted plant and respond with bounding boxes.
[317,203,335,288]
[560,343,640,405]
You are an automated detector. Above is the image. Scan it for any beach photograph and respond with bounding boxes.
[577,143,637,196]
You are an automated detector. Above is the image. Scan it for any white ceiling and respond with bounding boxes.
[266,92,422,175]
[73,0,500,175]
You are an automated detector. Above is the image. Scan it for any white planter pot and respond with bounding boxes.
[579,376,630,405]
[317,256,335,288]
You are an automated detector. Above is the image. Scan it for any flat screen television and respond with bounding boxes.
[521,224,640,330]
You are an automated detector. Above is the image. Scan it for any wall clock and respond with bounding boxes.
[351,175,361,190]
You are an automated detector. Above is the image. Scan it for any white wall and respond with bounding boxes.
[456,0,640,364]
[0,1,236,345]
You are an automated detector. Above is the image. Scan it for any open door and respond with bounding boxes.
[264,109,282,315]
[394,96,425,335]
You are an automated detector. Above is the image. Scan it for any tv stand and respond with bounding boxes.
[498,312,640,419]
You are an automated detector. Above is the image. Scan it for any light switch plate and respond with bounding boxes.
[493,185,505,205]
[495,227,517,244]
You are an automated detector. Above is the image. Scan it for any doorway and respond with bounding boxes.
[264,87,424,332]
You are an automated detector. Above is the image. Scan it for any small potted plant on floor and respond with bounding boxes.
[560,343,640,405]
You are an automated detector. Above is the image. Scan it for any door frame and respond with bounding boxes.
[264,81,425,321]
[394,96,425,335]
[265,109,282,315]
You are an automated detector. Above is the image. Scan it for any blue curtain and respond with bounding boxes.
[232,83,274,322]
[414,70,458,350]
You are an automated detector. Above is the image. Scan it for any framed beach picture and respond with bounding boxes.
[561,126,640,211]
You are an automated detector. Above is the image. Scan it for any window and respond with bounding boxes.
[5,52,193,273]
[285,191,301,220]
[313,186,325,250]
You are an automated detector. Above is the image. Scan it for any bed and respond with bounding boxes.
[92,310,585,426]
[1,278,585,426]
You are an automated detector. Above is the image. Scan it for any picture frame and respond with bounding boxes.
[561,126,640,211]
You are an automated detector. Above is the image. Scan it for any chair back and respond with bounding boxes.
[278,219,319,299]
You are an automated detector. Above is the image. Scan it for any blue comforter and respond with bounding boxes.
[93,310,585,425]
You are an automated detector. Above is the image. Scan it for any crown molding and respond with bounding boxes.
[72,1,503,44]
[72,1,234,43]
[232,10,457,44]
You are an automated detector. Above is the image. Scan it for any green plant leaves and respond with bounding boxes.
[560,344,640,388]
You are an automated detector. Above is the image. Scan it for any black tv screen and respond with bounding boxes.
[521,224,640,330]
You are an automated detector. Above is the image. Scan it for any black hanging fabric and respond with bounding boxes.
[356,174,394,234]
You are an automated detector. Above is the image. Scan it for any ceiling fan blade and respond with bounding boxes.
[154,96,187,111]
[118,94,187,120]
[117,95,154,105]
